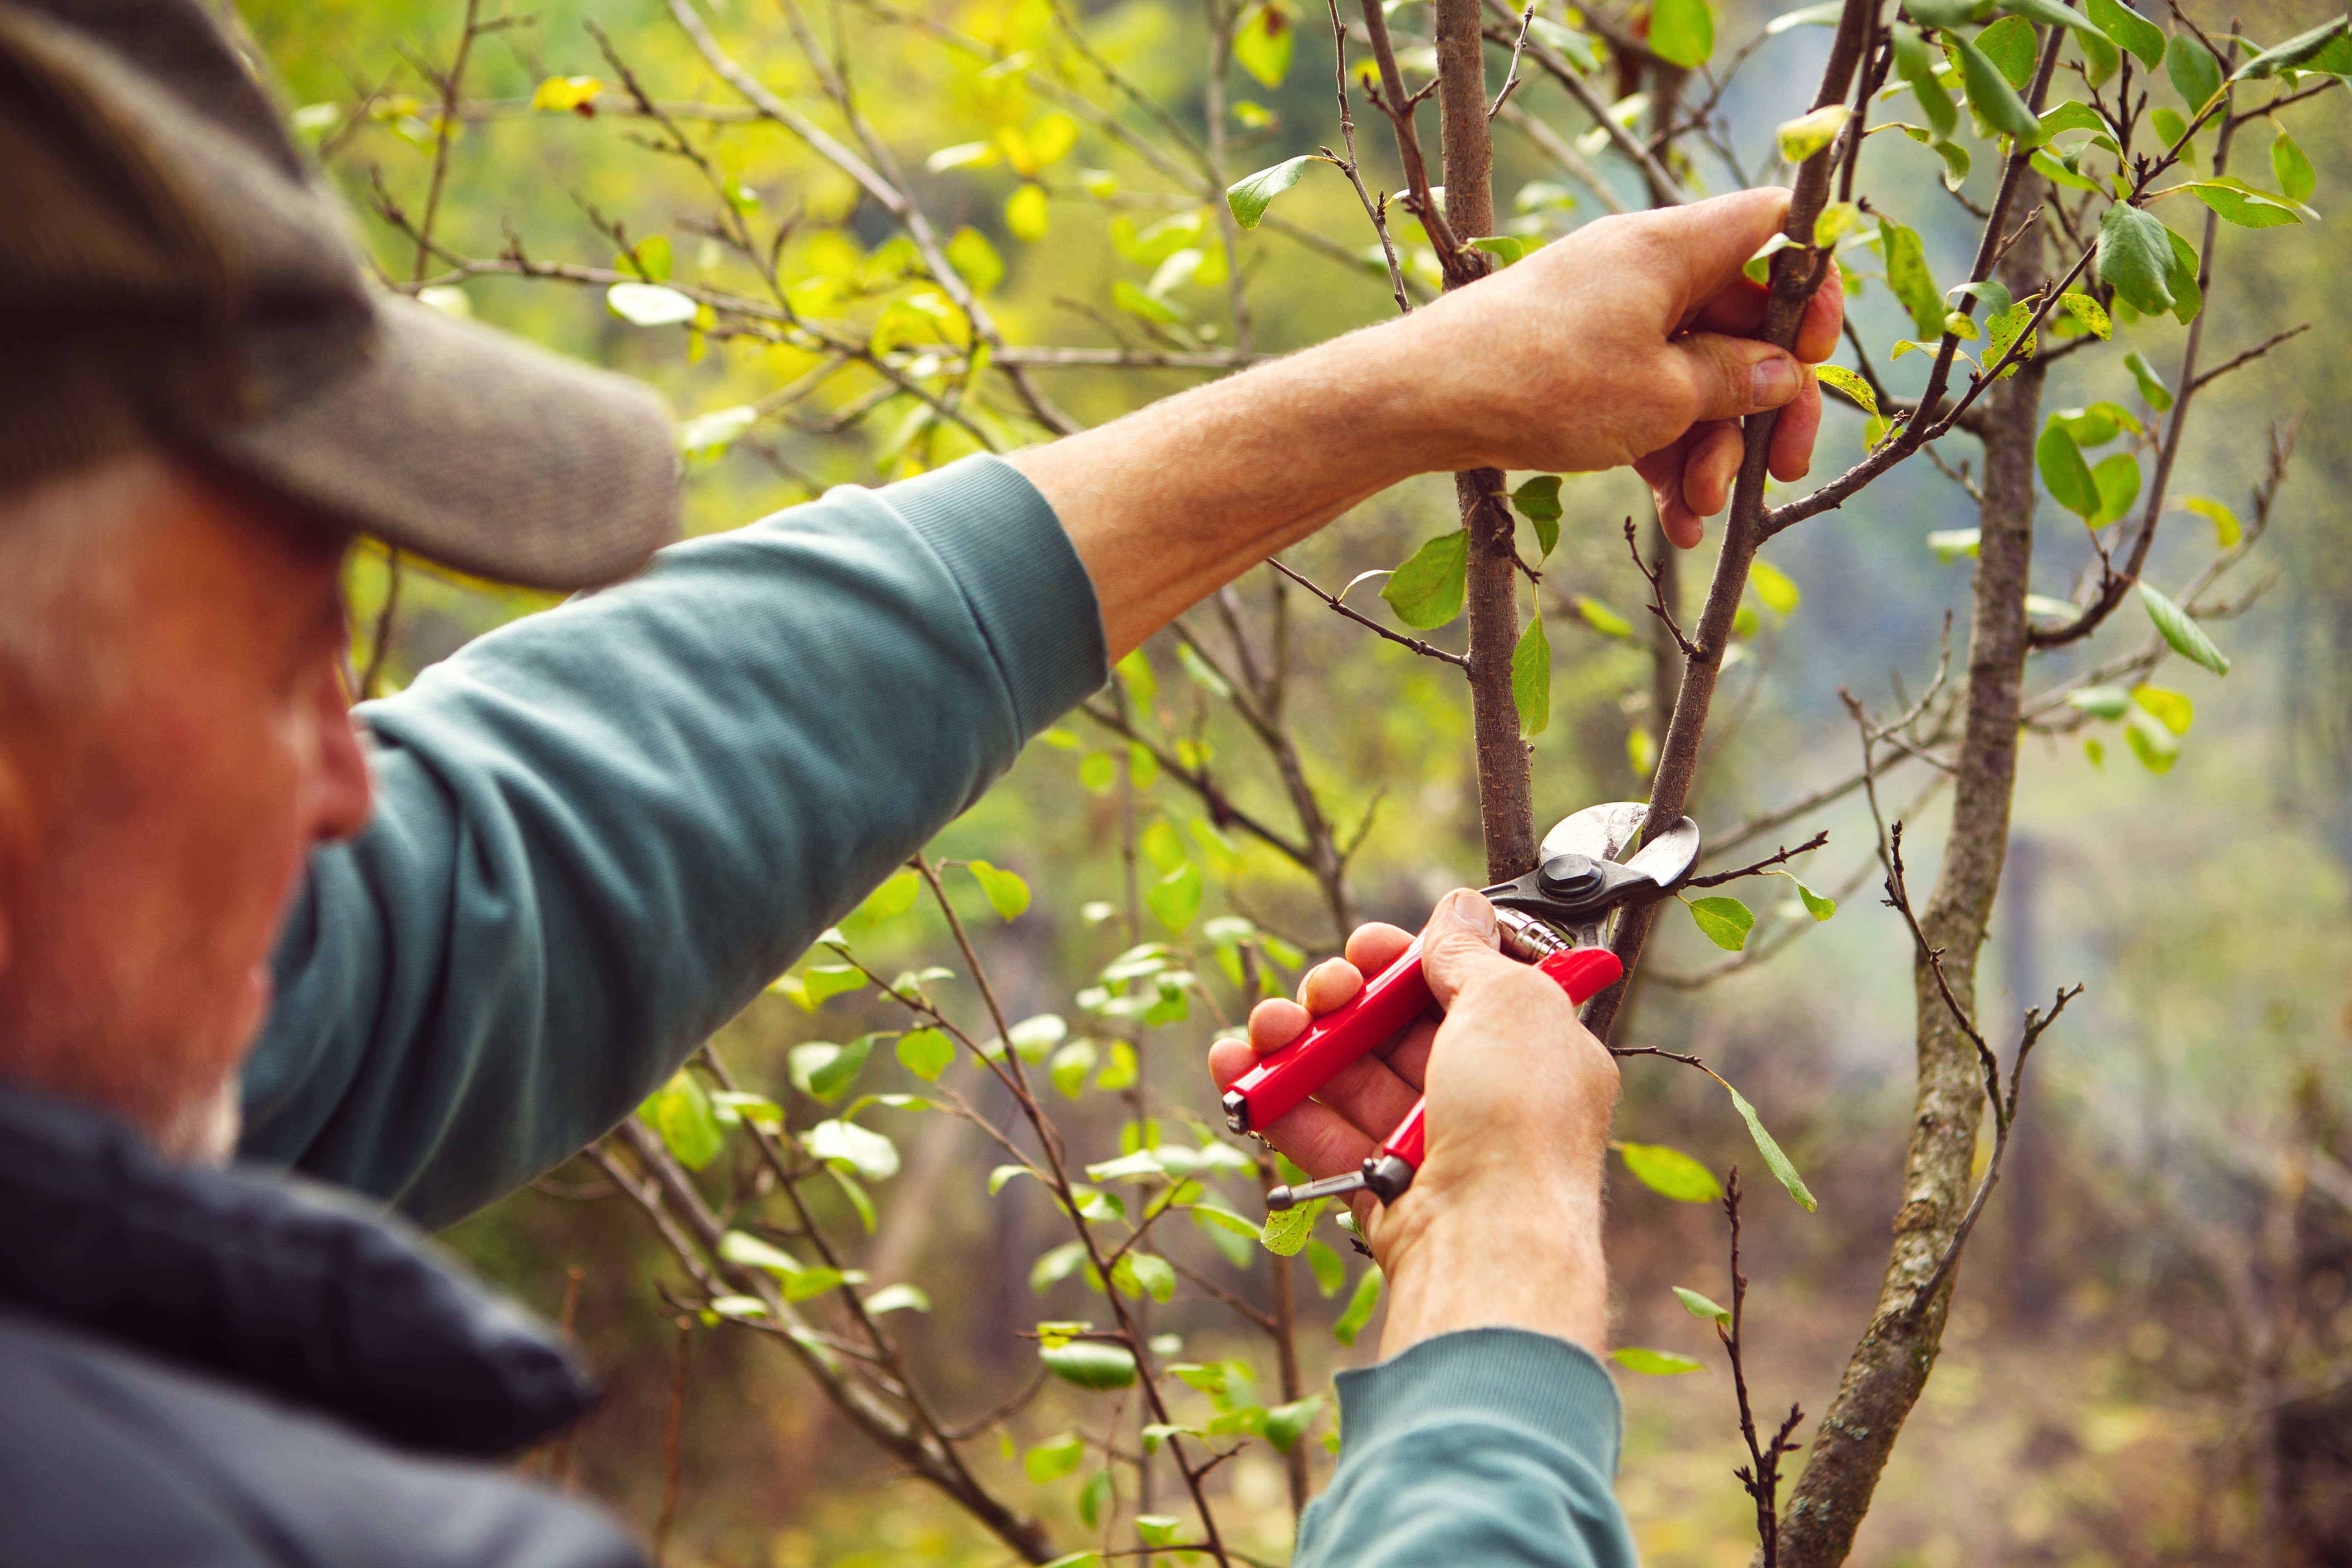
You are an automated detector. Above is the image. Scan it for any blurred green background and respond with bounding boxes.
[237,0,2352,1563]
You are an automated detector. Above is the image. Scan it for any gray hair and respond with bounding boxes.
[0,452,154,715]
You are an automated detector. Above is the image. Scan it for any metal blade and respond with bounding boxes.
[1536,802,1653,865]
[1619,814,1702,890]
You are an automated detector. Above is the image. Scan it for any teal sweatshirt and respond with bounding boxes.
[237,454,1637,1566]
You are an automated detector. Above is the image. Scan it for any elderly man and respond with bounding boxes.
[0,1,1840,1563]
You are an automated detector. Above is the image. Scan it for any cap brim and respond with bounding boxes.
[201,294,681,591]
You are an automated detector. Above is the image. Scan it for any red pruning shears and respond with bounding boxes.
[1225,802,1701,1210]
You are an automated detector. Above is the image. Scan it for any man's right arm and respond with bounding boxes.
[1210,892,1637,1567]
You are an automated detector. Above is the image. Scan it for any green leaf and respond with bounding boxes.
[2184,178,2305,228]
[1078,1469,1112,1529]
[1096,1039,1140,1092]
[1788,877,1837,921]
[2166,225,2203,323]
[2127,706,2180,772]
[2052,402,2139,446]
[1026,1431,1086,1482]
[1233,2,1294,88]
[532,74,605,111]
[1749,559,1801,615]
[1306,1238,1347,1298]
[1005,183,1049,242]
[1030,1240,1088,1294]
[896,1026,955,1082]
[1574,595,1634,639]
[859,869,920,921]
[2096,204,2176,317]
[1725,1083,1818,1211]
[2139,582,2230,675]
[2124,348,2176,412]
[1648,0,1715,67]
[1111,279,1181,323]
[1975,14,2039,85]
[676,404,756,462]
[718,1229,806,1279]
[1226,156,1316,230]
[2165,31,2221,112]
[1136,1515,1184,1548]
[1674,1285,1733,1323]
[945,226,1004,294]
[864,1283,931,1315]
[1116,1252,1177,1303]
[806,1119,900,1181]
[1511,614,1551,739]
[1687,896,1755,951]
[2068,685,2133,720]
[2181,495,2241,548]
[1382,530,1470,629]
[2274,130,2318,204]
[1333,1266,1383,1345]
[1261,1196,1328,1256]
[706,1294,768,1321]
[790,1035,873,1102]
[639,1071,725,1170]
[2132,683,2194,734]
[1996,0,2109,40]
[1952,27,2045,144]
[1468,234,1529,266]
[965,859,1031,920]
[606,282,699,327]
[1776,104,1852,163]
[1043,1339,1138,1389]
[1892,24,1959,140]
[2089,452,2141,526]
[2233,16,2350,81]
[1146,862,1203,934]
[1617,1141,1725,1202]
[2087,0,2164,67]
[2151,106,2195,171]
[1813,362,1879,416]
[1928,528,1981,562]
[1050,1040,1099,1098]
[1879,220,1946,340]
[1613,1347,1705,1375]
[1262,1396,1326,1453]
[1511,475,1565,560]
[1176,641,1233,699]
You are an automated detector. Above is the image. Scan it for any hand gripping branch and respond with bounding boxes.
[1222,802,1701,1210]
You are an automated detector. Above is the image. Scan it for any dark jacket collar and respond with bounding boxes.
[0,1083,595,1455]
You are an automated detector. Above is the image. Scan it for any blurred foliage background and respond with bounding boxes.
[235,0,2352,1563]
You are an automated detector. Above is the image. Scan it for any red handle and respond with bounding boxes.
[1374,947,1623,1176]
[1223,937,1428,1134]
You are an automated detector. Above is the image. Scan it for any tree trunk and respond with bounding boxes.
[1431,0,1535,880]
[1776,172,2048,1568]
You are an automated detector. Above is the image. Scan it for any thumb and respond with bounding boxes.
[1419,890,1517,1009]
[1666,333,1803,426]
[1643,186,1795,315]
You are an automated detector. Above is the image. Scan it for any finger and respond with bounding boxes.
[1305,1045,1426,1144]
[1681,421,1745,518]
[1342,921,1415,976]
[1637,187,1794,318]
[1209,1033,1402,1183]
[1247,996,1310,1056]
[1769,370,1823,482]
[1417,889,1518,1010]
[1298,956,1365,1016]
[1795,261,1845,364]
[1666,333,1803,427]
[1688,276,1769,338]
[1636,436,1706,549]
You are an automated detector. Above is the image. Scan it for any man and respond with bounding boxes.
[0,1,1840,1563]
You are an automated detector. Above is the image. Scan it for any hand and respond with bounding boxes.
[1393,186,1845,549]
[1205,891,1619,1357]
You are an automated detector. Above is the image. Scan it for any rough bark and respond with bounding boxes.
[1774,171,2049,1568]
[1431,0,1536,880]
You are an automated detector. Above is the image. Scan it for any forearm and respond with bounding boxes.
[1380,1174,1609,1358]
[1009,316,1460,658]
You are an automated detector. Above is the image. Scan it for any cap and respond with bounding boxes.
[0,0,680,588]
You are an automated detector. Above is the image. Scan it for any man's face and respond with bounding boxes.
[0,460,373,1156]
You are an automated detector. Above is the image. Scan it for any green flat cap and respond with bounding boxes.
[0,0,679,589]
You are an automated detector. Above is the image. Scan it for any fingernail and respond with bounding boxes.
[1752,356,1798,407]
[1439,889,1498,940]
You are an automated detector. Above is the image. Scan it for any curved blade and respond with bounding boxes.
[1537,802,1653,865]
[1620,815,1702,891]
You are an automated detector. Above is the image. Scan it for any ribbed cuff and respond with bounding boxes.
[1336,1328,1624,1477]
[882,454,1107,740]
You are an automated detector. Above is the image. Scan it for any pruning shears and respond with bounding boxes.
[1224,801,1702,1211]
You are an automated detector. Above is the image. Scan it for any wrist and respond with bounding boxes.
[1374,1172,1608,1357]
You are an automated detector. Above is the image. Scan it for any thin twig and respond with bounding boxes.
[1267,558,1469,666]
